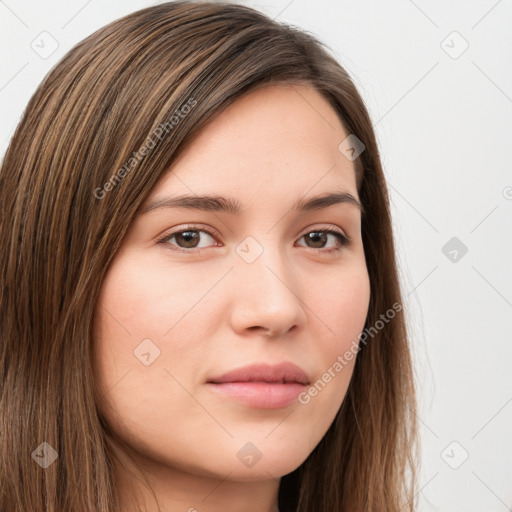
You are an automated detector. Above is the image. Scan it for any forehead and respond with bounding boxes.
[145,83,357,207]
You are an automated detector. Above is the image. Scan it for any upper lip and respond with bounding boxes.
[207,362,310,385]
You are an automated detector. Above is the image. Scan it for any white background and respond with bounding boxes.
[1,1,511,510]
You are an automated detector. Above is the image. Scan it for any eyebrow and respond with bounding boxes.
[141,190,364,216]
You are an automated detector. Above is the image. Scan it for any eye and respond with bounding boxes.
[157,224,219,252]
[296,228,351,254]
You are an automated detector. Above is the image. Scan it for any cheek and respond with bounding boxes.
[91,253,177,404]
[307,259,370,352]
[91,250,225,410]
[93,249,214,356]
[90,254,212,460]
[298,261,370,408]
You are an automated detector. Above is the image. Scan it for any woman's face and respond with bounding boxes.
[92,83,370,486]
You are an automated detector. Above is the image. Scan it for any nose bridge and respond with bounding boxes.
[229,234,307,335]
[236,234,294,297]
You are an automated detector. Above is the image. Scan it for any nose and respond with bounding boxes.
[229,244,307,338]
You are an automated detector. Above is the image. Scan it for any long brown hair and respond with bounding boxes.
[0,1,419,510]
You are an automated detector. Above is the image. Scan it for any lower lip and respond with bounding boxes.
[206,382,307,409]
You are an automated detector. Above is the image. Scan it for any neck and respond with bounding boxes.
[113,451,281,512]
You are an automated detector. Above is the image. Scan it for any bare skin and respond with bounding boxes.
[92,83,371,512]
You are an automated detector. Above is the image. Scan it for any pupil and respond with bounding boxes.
[308,232,326,248]
[177,231,199,248]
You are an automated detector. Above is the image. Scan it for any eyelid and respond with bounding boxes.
[299,223,350,242]
[158,223,220,241]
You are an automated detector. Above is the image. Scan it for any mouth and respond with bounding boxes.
[206,362,310,409]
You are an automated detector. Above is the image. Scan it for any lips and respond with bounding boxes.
[206,362,310,409]
[207,362,310,386]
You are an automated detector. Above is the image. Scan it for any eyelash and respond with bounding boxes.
[156,223,351,255]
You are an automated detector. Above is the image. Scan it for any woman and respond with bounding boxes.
[0,1,419,510]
